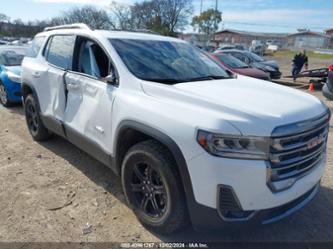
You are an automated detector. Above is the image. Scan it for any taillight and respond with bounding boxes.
[328,65,333,72]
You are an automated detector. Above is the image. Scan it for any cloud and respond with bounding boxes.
[223,8,332,28]
[32,0,134,6]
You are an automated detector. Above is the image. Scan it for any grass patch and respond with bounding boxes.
[271,50,333,60]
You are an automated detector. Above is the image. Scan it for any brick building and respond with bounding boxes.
[213,29,287,47]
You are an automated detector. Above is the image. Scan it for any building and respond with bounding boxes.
[213,29,287,47]
[326,28,333,36]
[286,31,331,49]
[178,33,208,47]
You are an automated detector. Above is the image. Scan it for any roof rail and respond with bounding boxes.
[108,28,159,35]
[44,23,91,32]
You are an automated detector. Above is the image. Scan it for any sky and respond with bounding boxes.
[2,0,333,33]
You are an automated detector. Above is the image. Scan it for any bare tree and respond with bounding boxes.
[50,5,115,30]
[128,0,193,35]
[109,1,135,30]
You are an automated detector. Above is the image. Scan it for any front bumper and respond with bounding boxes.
[185,152,325,230]
[269,70,282,79]
[4,79,22,102]
[188,182,319,231]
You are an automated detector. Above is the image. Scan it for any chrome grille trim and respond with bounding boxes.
[268,109,330,192]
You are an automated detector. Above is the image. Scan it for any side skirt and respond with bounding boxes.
[41,114,115,173]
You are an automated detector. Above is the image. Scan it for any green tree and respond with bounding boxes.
[191,8,222,41]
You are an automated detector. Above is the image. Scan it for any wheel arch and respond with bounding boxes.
[21,83,41,112]
[113,120,196,210]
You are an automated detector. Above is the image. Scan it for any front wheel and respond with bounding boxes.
[121,140,189,234]
[24,94,51,141]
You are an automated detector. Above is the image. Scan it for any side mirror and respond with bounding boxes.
[104,73,118,85]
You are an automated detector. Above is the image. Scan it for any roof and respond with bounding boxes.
[287,31,330,38]
[215,29,288,38]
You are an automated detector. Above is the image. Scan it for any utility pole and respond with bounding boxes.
[213,0,219,43]
[200,0,203,14]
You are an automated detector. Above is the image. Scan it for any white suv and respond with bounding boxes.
[22,24,330,234]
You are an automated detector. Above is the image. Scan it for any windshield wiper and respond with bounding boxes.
[141,78,183,84]
[184,75,229,82]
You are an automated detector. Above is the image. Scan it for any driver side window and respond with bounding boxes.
[74,38,112,79]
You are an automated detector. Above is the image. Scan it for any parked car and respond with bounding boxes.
[322,65,333,100]
[212,52,270,80]
[216,44,246,51]
[223,49,282,79]
[22,24,330,234]
[0,46,26,107]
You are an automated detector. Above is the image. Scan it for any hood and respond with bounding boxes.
[261,60,279,70]
[141,75,327,136]
[232,67,269,80]
[5,66,22,76]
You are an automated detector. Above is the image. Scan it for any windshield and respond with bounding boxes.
[109,39,230,83]
[0,47,26,66]
[215,53,249,68]
[246,51,264,62]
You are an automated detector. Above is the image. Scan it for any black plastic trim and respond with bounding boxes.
[64,125,112,167]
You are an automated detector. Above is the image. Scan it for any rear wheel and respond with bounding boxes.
[24,94,51,141]
[0,82,13,107]
[121,140,189,234]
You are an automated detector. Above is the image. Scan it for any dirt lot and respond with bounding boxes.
[0,56,333,243]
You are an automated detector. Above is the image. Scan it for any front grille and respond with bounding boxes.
[268,111,330,191]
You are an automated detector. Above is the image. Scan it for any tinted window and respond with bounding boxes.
[45,35,75,70]
[246,51,265,62]
[76,39,110,78]
[231,52,247,62]
[26,36,45,58]
[110,39,230,84]
[0,47,26,66]
[215,53,248,68]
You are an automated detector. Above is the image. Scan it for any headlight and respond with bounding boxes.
[7,71,21,83]
[197,130,270,160]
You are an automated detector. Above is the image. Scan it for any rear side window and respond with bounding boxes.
[45,35,76,70]
[26,36,45,58]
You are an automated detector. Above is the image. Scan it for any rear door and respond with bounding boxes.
[43,35,76,123]
[63,36,118,163]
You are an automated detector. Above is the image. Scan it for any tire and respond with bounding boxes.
[0,81,13,107]
[24,94,51,141]
[121,140,189,234]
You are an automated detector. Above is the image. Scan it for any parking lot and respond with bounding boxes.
[0,55,333,243]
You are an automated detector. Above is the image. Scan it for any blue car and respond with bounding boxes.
[0,46,26,107]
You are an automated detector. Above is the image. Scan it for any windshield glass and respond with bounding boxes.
[215,53,249,68]
[0,47,26,66]
[109,39,230,83]
[246,51,264,62]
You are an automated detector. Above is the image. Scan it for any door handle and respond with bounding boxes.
[32,72,40,78]
[67,82,80,90]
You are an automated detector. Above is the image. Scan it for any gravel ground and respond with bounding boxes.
[0,56,333,243]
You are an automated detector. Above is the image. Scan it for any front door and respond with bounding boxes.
[64,37,117,164]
